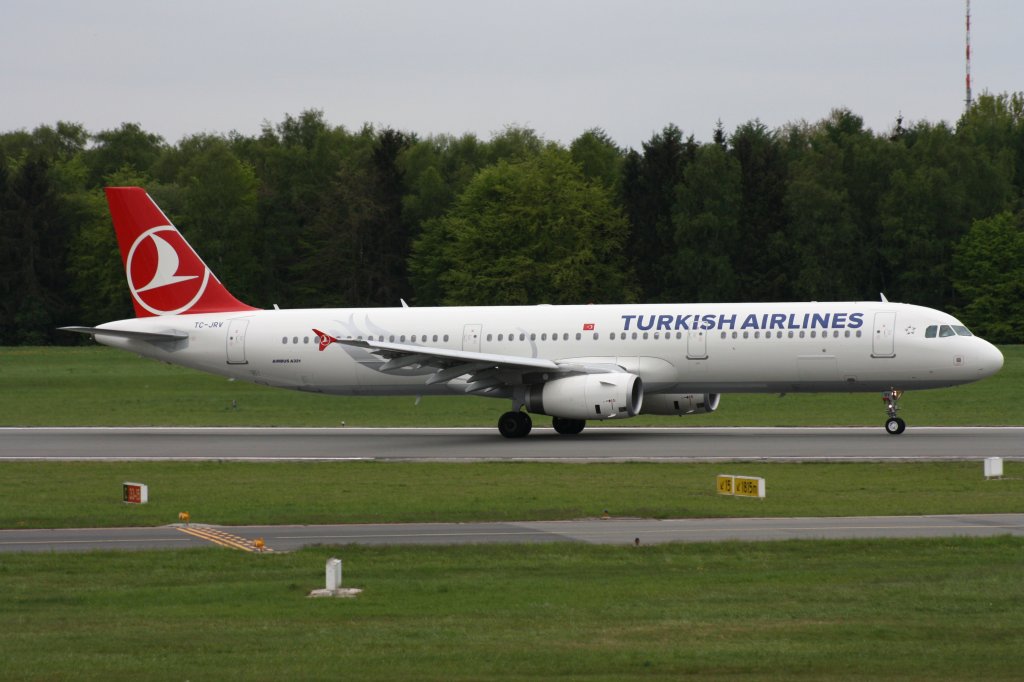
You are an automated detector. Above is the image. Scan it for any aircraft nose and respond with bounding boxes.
[978,340,1004,377]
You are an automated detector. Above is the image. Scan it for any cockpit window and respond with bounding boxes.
[952,325,973,337]
[939,325,956,337]
[925,325,937,338]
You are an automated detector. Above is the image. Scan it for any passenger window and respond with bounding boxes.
[292,336,298,344]
[563,333,569,341]
[925,326,937,338]
[519,333,525,341]
[575,333,581,340]
[281,337,287,344]
[530,333,536,341]
[486,334,492,341]
[443,335,450,342]
[642,332,649,340]
[632,332,638,340]
[799,331,805,338]
[541,333,547,341]
[731,331,738,339]
[939,325,955,338]
[592,332,599,340]
[743,331,749,339]
[754,331,760,339]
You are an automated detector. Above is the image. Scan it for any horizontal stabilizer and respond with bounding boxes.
[59,326,189,343]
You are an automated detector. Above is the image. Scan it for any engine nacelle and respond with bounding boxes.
[525,373,643,421]
[642,393,720,416]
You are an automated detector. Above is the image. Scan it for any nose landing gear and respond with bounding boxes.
[883,389,906,435]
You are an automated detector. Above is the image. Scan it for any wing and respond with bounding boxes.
[312,329,621,396]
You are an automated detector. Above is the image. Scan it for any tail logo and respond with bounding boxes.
[127,227,211,315]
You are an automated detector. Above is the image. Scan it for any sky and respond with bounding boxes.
[2,0,1021,149]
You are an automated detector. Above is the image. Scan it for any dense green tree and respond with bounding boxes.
[729,120,790,300]
[297,127,412,307]
[569,128,622,189]
[880,119,1014,308]
[173,137,261,303]
[952,211,1024,343]
[671,143,741,302]
[84,122,165,185]
[620,124,697,301]
[410,148,635,305]
[0,157,72,344]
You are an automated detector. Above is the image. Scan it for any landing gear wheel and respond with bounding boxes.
[885,417,906,435]
[552,417,586,435]
[498,411,533,438]
[882,389,906,435]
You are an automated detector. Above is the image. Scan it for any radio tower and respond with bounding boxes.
[964,0,973,110]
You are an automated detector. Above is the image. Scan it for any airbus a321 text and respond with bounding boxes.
[63,187,1004,438]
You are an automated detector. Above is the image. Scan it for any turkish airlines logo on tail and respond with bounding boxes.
[127,226,211,315]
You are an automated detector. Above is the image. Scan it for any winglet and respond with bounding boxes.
[313,329,338,352]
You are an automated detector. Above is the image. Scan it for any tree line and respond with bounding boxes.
[1,92,1022,345]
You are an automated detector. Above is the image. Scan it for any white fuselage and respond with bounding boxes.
[91,301,1004,399]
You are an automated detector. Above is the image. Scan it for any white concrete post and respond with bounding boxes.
[326,558,342,590]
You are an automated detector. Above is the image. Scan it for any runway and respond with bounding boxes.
[0,426,1021,462]
[2,514,1021,553]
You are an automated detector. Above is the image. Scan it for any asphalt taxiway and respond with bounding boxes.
[1,426,1021,462]
[2,514,1022,553]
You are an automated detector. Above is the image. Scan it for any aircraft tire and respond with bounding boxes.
[885,417,906,435]
[499,411,532,438]
[552,417,586,435]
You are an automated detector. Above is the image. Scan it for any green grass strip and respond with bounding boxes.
[2,461,1021,529]
[0,345,1020,426]
[1,539,1021,681]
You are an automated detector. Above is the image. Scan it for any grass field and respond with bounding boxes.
[1,461,1021,529]
[0,345,1020,426]
[2,539,1022,681]
[3,346,1021,679]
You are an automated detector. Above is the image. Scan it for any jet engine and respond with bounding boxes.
[642,393,720,416]
[525,373,643,420]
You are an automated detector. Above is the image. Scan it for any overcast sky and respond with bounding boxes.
[2,0,1021,149]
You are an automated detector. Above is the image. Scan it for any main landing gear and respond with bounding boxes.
[552,416,586,435]
[497,412,587,438]
[498,411,532,438]
[883,389,906,435]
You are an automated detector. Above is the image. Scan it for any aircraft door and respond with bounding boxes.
[226,318,249,364]
[871,312,896,358]
[462,324,482,353]
[686,329,708,359]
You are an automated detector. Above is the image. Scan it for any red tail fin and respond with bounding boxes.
[105,187,258,317]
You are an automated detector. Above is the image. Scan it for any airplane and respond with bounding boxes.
[62,187,1004,438]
